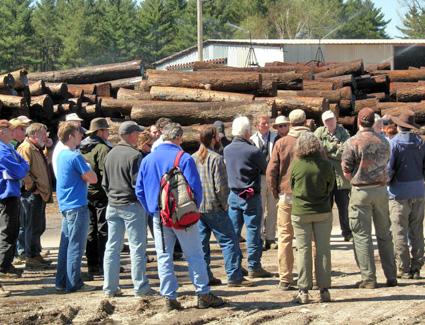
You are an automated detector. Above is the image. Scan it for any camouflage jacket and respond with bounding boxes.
[314,125,351,190]
[341,128,390,187]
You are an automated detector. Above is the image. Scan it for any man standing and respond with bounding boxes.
[102,121,152,298]
[80,118,112,276]
[387,110,425,279]
[266,109,310,290]
[341,107,397,289]
[272,115,290,142]
[55,122,98,293]
[250,115,278,250]
[17,123,52,269]
[314,111,352,241]
[0,120,29,280]
[136,123,224,310]
[224,116,272,278]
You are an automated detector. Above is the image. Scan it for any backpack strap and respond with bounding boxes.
[173,150,185,168]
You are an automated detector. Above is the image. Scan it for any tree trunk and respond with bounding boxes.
[381,102,425,123]
[105,76,144,91]
[67,84,94,97]
[28,59,142,84]
[29,80,46,96]
[0,73,15,88]
[260,72,303,90]
[396,86,425,102]
[365,92,387,101]
[355,74,389,94]
[339,99,353,110]
[45,82,68,98]
[303,80,335,90]
[337,116,356,127]
[99,97,148,116]
[385,69,425,82]
[364,62,391,73]
[137,80,150,92]
[130,101,273,125]
[94,83,111,97]
[271,96,329,116]
[354,98,379,112]
[30,94,54,120]
[313,60,364,78]
[83,94,98,104]
[146,69,261,92]
[0,94,27,109]
[318,74,356,89]
[150,86,254,102]
[277,86,352,103]
[117,88,151,101]
[10,69,28,90]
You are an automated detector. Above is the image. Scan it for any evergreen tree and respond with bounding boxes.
[0,0,35,72]
[335,0,389,38]
[398,2,425,38]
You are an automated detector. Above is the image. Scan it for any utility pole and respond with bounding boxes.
[197,0,203,61]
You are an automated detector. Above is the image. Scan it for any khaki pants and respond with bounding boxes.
[389,198,425,273]
[261,175,277,241]
[349,186,397,282]
[292,212,332,290]
[277,198,294,283]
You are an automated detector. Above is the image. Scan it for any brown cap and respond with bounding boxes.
[0,119,11,129]
[289,109,306,124]
[358,107,375,127]
[86,117,110,134]
[391,110,419,129]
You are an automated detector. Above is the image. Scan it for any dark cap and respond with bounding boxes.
[86,118,110,134]
[358,107,375,127]
[119,121,144,135]
[391,110,419,129]
[213,120,225,134]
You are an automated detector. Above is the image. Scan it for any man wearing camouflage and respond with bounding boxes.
[341,107,397,289]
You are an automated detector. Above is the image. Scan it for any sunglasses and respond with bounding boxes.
[277,124,289,128]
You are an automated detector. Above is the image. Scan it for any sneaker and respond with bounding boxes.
[292,290,310,304]
[135,288,158,297]
[77,284,99,292]
[208,276,222,286]
[386,279,398,287]
[278,281,296,291]
[0,266,23,279]
[105,288,123,298]
[357,280,377,289]
[197,293,225,309]
[248,267,273,278]
[397,272,412,279]
[25,257,50,269]
[0,284,11,297]
[55,286,66,294]
[412,270,421,280]
[13,255,26,266]
[164,298,183,311]
[319,289,331,302]
[228,277,254,287]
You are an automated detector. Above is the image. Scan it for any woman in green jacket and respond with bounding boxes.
[290,132,335,304]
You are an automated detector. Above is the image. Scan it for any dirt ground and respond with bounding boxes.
[1,201,425,325]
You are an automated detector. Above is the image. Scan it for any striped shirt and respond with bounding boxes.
[192,149,229,213]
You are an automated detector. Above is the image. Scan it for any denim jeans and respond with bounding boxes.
[16,202,25,256]
[55,206,90,292]
[227,191,263,272]
[198,210,243,282]
[153,214,209,299]
[20,193,46,258]
[103,203,150,296]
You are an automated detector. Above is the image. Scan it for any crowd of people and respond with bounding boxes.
[0,105,424,310]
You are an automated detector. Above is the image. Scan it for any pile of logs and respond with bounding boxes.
[2,58,425,151]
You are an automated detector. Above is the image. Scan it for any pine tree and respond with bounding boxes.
[0,0,35,72]
[398,3,425,38]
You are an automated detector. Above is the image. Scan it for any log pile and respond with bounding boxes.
[2,57,425,151]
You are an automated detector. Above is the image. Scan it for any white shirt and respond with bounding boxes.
[52,141,68,177]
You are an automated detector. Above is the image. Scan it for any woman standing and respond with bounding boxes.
[290,132,335,304]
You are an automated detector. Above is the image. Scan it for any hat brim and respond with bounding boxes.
[85,127,110,135]
[391,115,420,130]
[272,123,289,128]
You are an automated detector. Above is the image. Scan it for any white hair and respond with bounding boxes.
[232,116,251,137]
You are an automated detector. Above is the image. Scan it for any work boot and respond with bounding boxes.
[248,267,273,278]
[0,266,23,279]
[0,284,11,297]
[319,288,331,302]
[197,293,225,309]
[357,280,377,289]
[13,255,26,266]
[278,281,296,291]
[292,289,310,304]
[227,277,254,287]
[164,298,183,311]
[26,257,50,269]
[76,284,100,292]
[208,276,222,286]
[34,255,51,265]
[386,279,398,287]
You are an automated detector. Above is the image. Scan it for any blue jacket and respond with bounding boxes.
[223,137,267,193]
[136,143,203,215]
[387,131,425,200]
[0,140,29,199]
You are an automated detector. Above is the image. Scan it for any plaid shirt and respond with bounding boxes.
[192,149,229,213]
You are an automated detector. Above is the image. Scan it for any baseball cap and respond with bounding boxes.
[289,109,306,124]
[119,121,144,135]
[358,107,375,127]
[65,113,84,122]
[321,111,335,123]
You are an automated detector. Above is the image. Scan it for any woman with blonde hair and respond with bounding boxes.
[290,132,335,304]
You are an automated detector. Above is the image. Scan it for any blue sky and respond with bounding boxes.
[372,0,406,38]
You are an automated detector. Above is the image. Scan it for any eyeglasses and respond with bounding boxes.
[277,124,289,128]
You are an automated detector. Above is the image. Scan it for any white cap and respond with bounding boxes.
[65,113,83,122]
[321,110,336,123]
[16,115,32,124]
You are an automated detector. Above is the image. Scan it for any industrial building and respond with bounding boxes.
[154,39,425,70]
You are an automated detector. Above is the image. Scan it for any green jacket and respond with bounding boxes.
[290,153,335,216]
[314,125,351,190]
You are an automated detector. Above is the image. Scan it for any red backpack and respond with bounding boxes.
[158,151,200,229]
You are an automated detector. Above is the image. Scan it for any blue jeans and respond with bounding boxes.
[55,206,89,292]
[228,191,263,271]
[153,214,209,299]
[20,193,46,257]
[103,203,150,296]
[16,202,24,256]
[198,210,243,282]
